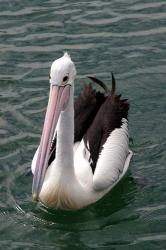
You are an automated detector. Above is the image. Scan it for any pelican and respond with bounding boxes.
[31,52,133,210]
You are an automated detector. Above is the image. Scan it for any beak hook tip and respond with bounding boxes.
[32,194,38,203]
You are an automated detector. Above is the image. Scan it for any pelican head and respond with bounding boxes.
[50,52,76,87]
[32,52,76,202]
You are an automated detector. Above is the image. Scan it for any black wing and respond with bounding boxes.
[83,74,129,173]
[74,83,106,143]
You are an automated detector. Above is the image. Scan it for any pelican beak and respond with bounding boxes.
[32,84,70,202]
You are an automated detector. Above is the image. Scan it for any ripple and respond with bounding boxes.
[0,132,39,146]
[0,117,9,128]
[0,150,20,161]
[74,12,166,26]
[9,26,164,41]
[137,204,166,214]
[0,7,44,16]
[129,1,166,11]
[135,233,166,243]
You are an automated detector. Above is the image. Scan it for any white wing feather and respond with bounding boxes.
[93,118,132,191]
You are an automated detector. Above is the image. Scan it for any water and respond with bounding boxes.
[0,0,166,249]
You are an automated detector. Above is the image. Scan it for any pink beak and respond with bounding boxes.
[32,84,70,202]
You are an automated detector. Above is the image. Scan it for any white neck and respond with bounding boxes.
[55,86,74,178]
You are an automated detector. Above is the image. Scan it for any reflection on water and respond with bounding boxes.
[0,0,166,249]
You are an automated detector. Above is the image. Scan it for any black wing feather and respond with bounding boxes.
[84,75,129,172]
[74,84,106,143]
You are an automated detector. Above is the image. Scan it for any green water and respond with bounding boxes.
[0,0,166,249]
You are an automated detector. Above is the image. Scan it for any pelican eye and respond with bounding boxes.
[62,75,69,85]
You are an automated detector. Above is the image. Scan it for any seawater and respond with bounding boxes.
[0,0,166,249]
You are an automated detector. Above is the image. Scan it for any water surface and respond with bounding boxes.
[0,0,166,249]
